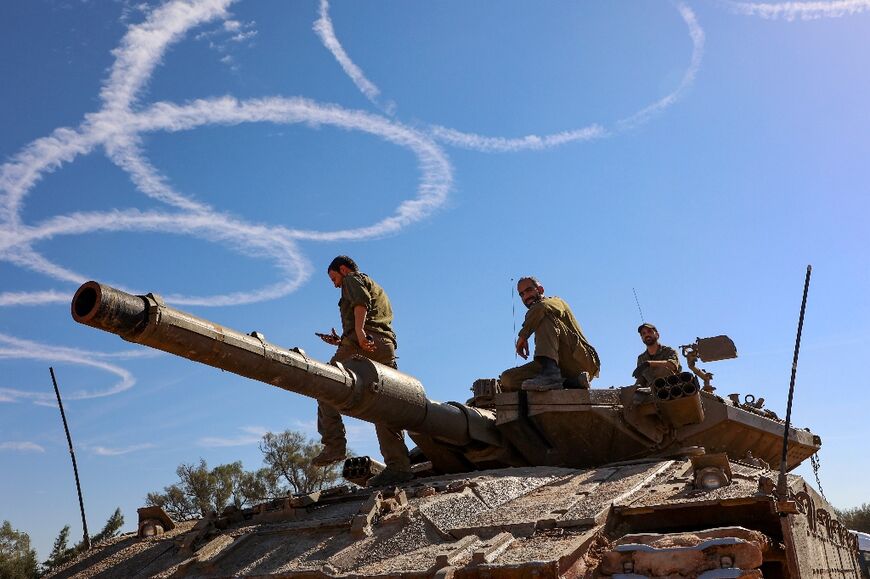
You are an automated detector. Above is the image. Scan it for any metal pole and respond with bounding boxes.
[777,265,812,499]
[50,367,91,550]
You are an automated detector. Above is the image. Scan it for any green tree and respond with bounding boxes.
[259,430,343,494]
[91,508,124,545]
[0,520,38,579]
[238,467,283,504]
[146,429,345,521]
[146,459,264,520]
[838,503,870,533]
[41,509,127,575]
[42,525,73,574]
[146,483,196,521]
[211,462,247,512]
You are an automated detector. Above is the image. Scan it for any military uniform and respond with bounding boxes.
[317,272,410,472]
[633,345,682,387]
[500,296,600,392]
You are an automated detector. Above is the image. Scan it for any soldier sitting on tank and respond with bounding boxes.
[312,255,413,486]
[500,277,600,391]
[632,323,682,387]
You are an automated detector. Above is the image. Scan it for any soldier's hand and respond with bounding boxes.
[357,330,376,353]
[516,336,529,359]
[316,328,341,346]
[632,362,648,379]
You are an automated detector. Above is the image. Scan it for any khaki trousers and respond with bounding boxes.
[500,316,589,392]
[317,333,411,471]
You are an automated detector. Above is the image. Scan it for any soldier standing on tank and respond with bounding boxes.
[500,277,600,391]
[632,323,682,387]
[312,255,413,486]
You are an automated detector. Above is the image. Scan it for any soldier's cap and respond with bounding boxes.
[637,323,658,334]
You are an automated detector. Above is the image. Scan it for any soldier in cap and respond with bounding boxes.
[500,277,600,391]
[633,323,682,387]
[312,255,413,486]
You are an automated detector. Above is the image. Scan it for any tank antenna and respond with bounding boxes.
[776,265,812,501]
[50,367,91,550]
[511,278,517,359]
[632,287,645,322]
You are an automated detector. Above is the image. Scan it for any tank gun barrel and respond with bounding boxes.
[71,281,498,448]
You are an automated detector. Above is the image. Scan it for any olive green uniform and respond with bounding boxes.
[317,273,410,472]
[633,345,682,387]
[500,296,600,392]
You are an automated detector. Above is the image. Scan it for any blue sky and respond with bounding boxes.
[2,0,869,559]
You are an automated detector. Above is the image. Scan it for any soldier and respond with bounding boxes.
[312,255,413,486]
[500,277,600,391]
[632,323,682,387]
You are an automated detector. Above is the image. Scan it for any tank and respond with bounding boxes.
[53,280,861,579]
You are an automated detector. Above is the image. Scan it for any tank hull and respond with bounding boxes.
[49,460,860,578]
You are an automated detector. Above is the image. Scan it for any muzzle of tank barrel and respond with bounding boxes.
[655,373,705,428]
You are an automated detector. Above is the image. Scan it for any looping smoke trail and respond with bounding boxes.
[0,333,136,403]
[0,0,453,402]
[314,1,705,152]
[724,0,870,20]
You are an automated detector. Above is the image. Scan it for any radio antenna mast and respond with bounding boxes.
[632,287,645,322]
[51,367,91,550]
[776,265,812,500]
[511,278,517,359]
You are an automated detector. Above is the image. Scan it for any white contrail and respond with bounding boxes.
[130,96,453,241]
[90,443,155,456]
[429,125,608,154]
[616,2,705,131]
[0,332,153,360]
[314,2,705,152]
[0,332,136,403]
[100,0,235,111]
[103,135,212,212]
[0,442,46,453]
[1,0,452,309]
[0,290,71,307]
[313,0,388,111]
[725,0,870,20]
[0,0,455,405]
[9,208,312,306]
[197,425,267,447]
[0,127,97,226]
[0,244,89,285]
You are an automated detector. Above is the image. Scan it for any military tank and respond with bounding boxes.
[53,280,861,578]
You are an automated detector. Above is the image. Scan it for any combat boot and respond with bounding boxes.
[366,467,414,487]
[564,372,590,390]
[312,445,347,467]
[521,357,563,391]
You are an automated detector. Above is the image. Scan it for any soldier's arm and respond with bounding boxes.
[342,276,375,350]
[632,354,648,381]
[353,305,375,352]
[664,347,681,373]
[517,303,547,340]
[647,349,680,373]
